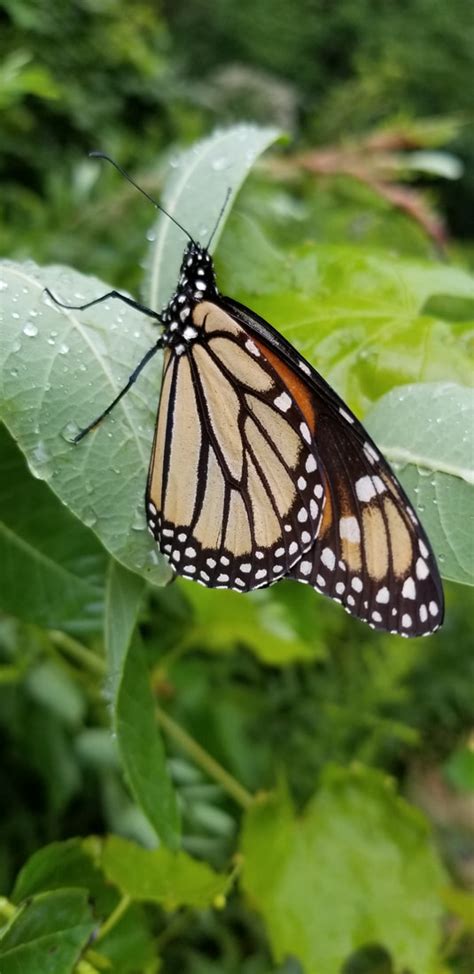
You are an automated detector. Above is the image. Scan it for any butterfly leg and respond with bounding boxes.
[44,287,163,322]
[74,337,165,442]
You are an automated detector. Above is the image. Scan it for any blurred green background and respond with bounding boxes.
[0,1,473,972]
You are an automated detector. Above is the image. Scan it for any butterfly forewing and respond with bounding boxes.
[146,302,325,591]
[224,296,443,636]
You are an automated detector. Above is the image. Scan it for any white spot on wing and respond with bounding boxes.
[245,338,260,357]
[300,422,311,444]
[321,547,336,571]
[339,407,354,424]
[339,516,361,543]
[402,576,416,599]
[416,557,429,579]
[355,476,376,503]
[274,392,292,412]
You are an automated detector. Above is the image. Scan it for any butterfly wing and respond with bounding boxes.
[224,296,444,637]
[146,301,326,591]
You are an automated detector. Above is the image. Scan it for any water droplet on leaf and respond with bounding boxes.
[23,322,38,337]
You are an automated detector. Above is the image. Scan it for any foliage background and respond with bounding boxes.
[0,1,473,972]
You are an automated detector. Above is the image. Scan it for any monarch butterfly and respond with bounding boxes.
[47,153,444,638]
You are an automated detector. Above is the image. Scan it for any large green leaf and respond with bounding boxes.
[365,382,474,585]
[145,124,281,310]
[241,765,445,974]
[0,889,95,974]
[0,424,106,629]
[105,560,180,848]
[101,834,231,909]
[0,259,168,586]
[217,218,474,415]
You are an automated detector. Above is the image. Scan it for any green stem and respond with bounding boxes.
[49,630,253,811]
[49,631,106,676]
[96,894,131,942]
[155,705,254,810]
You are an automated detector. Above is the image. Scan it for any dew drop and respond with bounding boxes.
[23,322,38,337]
[59,343,69,355]
[12,312,20,320]
[211,155,231,171]
[146,228,156,242]
[0,280,8,291]
[11,340,21,353]
[82,507,98,528]
[61,421,81,443]
[29,441,53,480]
[132,508,146,531]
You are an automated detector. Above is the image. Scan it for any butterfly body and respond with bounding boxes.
[144,239,444,638]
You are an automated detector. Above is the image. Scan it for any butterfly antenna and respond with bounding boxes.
[207,187,232,250]
[89,151,195,244]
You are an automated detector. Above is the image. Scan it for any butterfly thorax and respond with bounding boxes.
[161,241,218,352]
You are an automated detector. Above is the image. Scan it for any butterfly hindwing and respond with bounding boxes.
[146,302,325,591]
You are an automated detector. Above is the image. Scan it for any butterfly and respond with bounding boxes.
[47,153,444,638]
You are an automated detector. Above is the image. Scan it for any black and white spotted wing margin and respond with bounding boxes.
[146,302,325,592]
[288,409,444,637]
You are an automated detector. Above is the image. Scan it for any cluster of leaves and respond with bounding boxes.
[0,126,473,973]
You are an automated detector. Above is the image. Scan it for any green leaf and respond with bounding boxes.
[0,889,95,974]
[365,382,474,585]
[217,224,474,415]
[0,259,169,587]
[105,560,180,848]
[101,834,231,910]
[12,839,108,908]
[26,660,86,728]
[145,124,282,310]
[0,424,106,630]
[241,765,445,974]
[105,558,147,699]
[444,745,474,793]
[180,582,325,664]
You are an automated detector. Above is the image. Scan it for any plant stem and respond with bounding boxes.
[155,705,254,810]
[49,630,253,811]
[50,631,106,676]
[96,894,131,942]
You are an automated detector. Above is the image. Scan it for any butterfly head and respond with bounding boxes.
[160,241,218,348]
[176,241,217,299]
